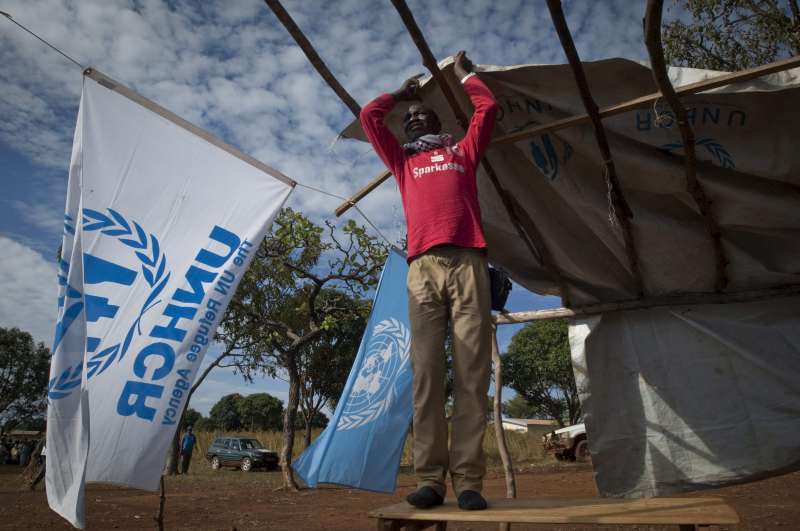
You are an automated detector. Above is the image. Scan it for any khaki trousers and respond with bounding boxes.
[407,246,492,496]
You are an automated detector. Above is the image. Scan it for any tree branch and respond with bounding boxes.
[191,342,240,395]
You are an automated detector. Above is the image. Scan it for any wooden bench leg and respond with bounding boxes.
[403,521,443,531]
[376,518,402,531]
[377,519,444,531]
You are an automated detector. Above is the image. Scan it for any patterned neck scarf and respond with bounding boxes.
[403,133,454,155]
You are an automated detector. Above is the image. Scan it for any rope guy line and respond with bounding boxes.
[1,11,85,70]
[1,11,396,250]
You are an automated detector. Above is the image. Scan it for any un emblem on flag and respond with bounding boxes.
[338,318,411,430]
[49,207,171,400]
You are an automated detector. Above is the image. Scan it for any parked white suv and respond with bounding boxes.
[543,423,589,462]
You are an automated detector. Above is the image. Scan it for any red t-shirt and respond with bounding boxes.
[360,75,498,261]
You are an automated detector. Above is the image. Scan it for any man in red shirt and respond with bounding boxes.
[360,51,498,511]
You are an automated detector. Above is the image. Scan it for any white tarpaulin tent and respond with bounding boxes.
[569,297,800,497]
[341,57,800,496]
[342,58,800,303]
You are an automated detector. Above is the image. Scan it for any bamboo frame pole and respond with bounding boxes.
[334,169,391,217]
[493,284,800,325]
[264,0,361,117]
[644,0,728,292]
[84,69,295,187]
[389,0,469,127]
[491,325,516,531]
[153,476,166,531]
[546,0,643,297]
[334,54,800,217]
[390,0,571,305]
[494,54,800,145]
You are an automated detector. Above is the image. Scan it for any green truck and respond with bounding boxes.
[206,437,280,472]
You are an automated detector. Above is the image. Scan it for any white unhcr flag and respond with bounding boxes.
[47,70,293,528]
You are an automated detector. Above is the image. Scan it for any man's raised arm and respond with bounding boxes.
[359,78,419,180]
[453,51,498,168]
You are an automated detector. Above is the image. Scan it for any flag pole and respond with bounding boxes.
[153,476,166,531]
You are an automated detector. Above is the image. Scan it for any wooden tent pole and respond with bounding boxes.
[493,284,800,325]
[334,54,800,217]
[264,0,361,117]
[390,0,572,305]
[334,169,391,217]
[494,54,800,146]
[153,476,166,531]
[546,0,643,298]
[491,324,516,531]
[644,0,728,292]
[389,0,469,127]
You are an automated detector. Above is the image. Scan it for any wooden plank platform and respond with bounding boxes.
[370,497,739,529]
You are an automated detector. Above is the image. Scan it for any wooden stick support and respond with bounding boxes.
[491,325,515,531]
[153,475,165,531]
[493,284,800,325]
[547,0,643,298]
[84,68,295,187]
[334,169,391,217]
[494,53,800,146]
[644,0,728,292]
[264,0,361,117]
[370,497,739,529]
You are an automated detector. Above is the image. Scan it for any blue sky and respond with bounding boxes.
[0,0,660,415]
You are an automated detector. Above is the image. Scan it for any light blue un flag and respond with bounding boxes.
[293,249,412,493]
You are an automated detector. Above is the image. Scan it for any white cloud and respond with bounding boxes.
[0,0,651,239]
[0,236,57,346]
[2,198,65,234]
[0,0,656,407]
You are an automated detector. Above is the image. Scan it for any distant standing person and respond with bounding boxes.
[179,426,196,474]
[19,441,32,467]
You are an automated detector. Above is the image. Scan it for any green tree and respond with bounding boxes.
[224,207,388,489]
[501,319,580,427]
[193,416,215,432]
[181,408,202,430]
[293,410,329,429]
[209,393,244,431]
[237,393,284,431]
[308,411,328,428]
[502,395,540,419]
[297,289,368,447]
[663,0,800,71]
[0,328,50,432]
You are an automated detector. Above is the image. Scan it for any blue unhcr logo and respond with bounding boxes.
[530,134,572,181]
[49,208,171,400]
[658,137,735,169]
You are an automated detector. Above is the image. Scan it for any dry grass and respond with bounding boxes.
[187,426,552,476]
[399,427,550,467]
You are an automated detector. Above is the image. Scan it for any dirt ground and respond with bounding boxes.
[2,462,799,530]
